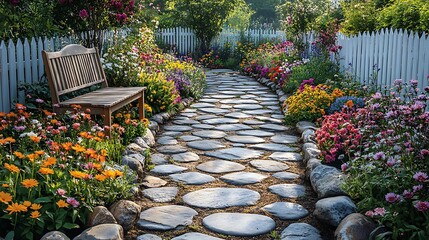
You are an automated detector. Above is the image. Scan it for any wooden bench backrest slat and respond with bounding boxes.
[42,44,108,104]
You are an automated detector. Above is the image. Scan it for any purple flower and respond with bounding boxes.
[413,185,423,192]
[410,79,418,86]
[393,79,403,86]
[10,0,19,6]
[79,9,89,19]
[402,189,414,199]
[373,92,382,100]
[14,125,26,131]
[373,152,385,160]
[35,98,44,103]
[386,157,396,167]
[341,163,348,172]
[414,201,429,212]
[413,172,428,182]
[66,197,80,208]
[385,193,400,203]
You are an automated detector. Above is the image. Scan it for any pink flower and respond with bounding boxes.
[57,188,66,196]
[72,123,81,130]
[413,172,428,182]
[373,92,382,100]
[373,207,386,216]
[341,163,348,172]
[66,197,80,208]
[402,190,414,199]
[414,201,429,212]
[365,210,374,217]
[385,193,400,203]
[373,152,385,160]
[79,9,89,19]
[35,98,44,103]
[413,185,423,192]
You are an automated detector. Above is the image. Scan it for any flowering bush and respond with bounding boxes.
[0,104,141,239]
[139,72,179,113]
[327,96,365,115]
[343,79,429,238]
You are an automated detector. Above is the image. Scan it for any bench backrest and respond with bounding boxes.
[42,44,108,104]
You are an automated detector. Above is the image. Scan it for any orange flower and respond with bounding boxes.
[30,203,42,210]
[42,157,57,167]
[0,191,12,204]
[4,163,20,173]
[21,179,39,189]
[35,150,45,155]
[92,163,102,171]
[26,153,38,163]
[39,168,54,175]
[30,211,41,219]
[95,174,107,182]
[13,151,25,159]
[2,183,9,188]
[0,137,16,145]
[72,144,86,153]
[345,100,354,108]
[102,170,117,179]
[23,201,32,207]
[56,200,69,208]
[6,203,27,214]
[115,170,123,177]
[30,136,41,143]
[69,170,87,179]
[62,142,72,151]
[51,119,58,125]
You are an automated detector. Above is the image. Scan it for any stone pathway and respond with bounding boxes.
[129,70,325,239]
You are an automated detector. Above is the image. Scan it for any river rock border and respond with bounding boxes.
[254,76,378,240]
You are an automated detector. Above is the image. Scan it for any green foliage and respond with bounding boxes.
[225,0,255,31]
[166,0,238,54]
[139,71,179,113]
[340,1,378,35]
[377,0,428,32]
[245,0,283,26]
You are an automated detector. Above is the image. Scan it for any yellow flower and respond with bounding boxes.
[39,168,54,175]
[0,191,12,204]
[23,201,32,207]
[30,211,41,219]
[4,163,20,173]
[6,202,27,214]
[30,203,42,210]
[56,200,69,208]
[21,179,39,189]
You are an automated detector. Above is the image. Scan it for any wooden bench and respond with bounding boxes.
[42,44,146,132]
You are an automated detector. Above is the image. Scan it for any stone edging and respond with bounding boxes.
[254,77,377,240]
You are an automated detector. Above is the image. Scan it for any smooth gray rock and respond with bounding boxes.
[137,205,198,231]
[256,116,283,123]
[135,137,150,149]
[181,112,197,118]
[311,165,346,198]
[150,154,168,165]
[314,196,357,227]
[73,224,123,240]
[272,172,300,180]
[220,99,259,104]
[203,213,275,237]
[180,135,203,142]
[234,104,263,110]
[270,152,303,162]
[197,160,246,173]
[163,125,193,132]
[199,108,231,114]
[271,114,284,119]
[206,148,263,160]
[143,187,179,203]
[87,206,117,227]
[173,119,200,125]
[109,200,141,232]
[157,145,187,154]
[259,124,289,131]
[183,188,260,208]
[41,231,70,240]
[269,184,306,198]
[170,172,216,185]
[220,172,269,185]
[125,143,146,155]
[142,130,156,147]
[142,176,167,188]
[302,129,317,144]
[303,147,321,164]
[191,103,216,108]
[202,118,239,124]
[225,112,252,119]
[213,124,252,131]
[192,124,215,129]
[161,131,182,137]
[243,109,273,115]
[187,140,226,151]
[335,213,377,240]
[195,114,217,120]
[148,121,159,134]
[136,234,162,240]
[243,119,265,125]
[262,202,309,220]
[121,154,145,177]
[172,152,200,163]
[306,158,323,179]
[157,136,178,145]
[150,164,187,175]
[250,143,299,152]
[192,130,227,139]
[296,121,316,133]
[250,160,289,172]
[172,232,224,240]
[280,223,322,240]
[226,135,265,144]
[237,130,275,137]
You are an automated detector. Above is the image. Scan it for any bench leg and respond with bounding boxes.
[103,108,112,137]
[138,92,145,120]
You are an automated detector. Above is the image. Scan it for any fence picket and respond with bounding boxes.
[1,41,9,112]
[8,40,17,107]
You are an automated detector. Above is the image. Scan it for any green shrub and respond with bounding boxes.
[377,0,425,32]
[340,1,378,35]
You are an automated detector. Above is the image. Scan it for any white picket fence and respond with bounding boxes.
[156,27,287,54]
[337,29,429,92]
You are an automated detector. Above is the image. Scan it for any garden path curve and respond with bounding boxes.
[128,70,328,240]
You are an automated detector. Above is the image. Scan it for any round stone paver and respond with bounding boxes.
[262,202,309,220]
[183,188,260,208]
[143,187,179,203]
[259,124,289,131]
[170,172,216,185]
[225,112,252,119]
[151,154,168,165]
[180,135,202,142]
[271,134,299,144]
[157,136,178,145]
[220,172,269,185]
[280,223,322,240]
[187,140,225,151]
[191,103,216,108]
[164,125,193,132]
[250,160,289,172]
[269,152,303,162]
[137,205,198,231]
[226,135,265,144]
[171,152,200,163]
[269,184,306,198]
[142,176,167,188]
[196,160,246,174]
[192,124,215,129]
[192,130,227,139]
[205,148,263,160]
[234,104,263,110]
[172,232,224,240]
[157,145,188,154]
[150,165,187,175]
[213,124,252,131]
[199,108,231,114]
[202,118,239,124]
[272,172,300,180]
[250,143,299,152]
[202,213,276,237]
[137,234,162,240]
[236,130,275,137]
